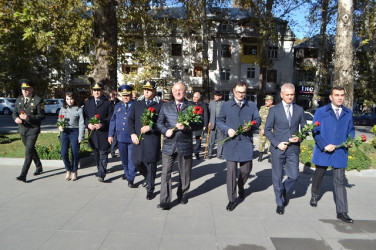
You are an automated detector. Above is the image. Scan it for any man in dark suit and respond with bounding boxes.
[310,86,355,223]
[207,91,225,159]
[109,89,120,158]
[265,83,306,215]
[84,83,114,182]
[108,85,135,187]
[13,79,45,182]
[217,82,261,211]
[156,82,200,210]
[192,91,208,160]
[129,80,161,200]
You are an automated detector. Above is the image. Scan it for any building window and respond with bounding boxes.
[172,43,182,56]
[172,66,182,80]
[243,45,258,55]
[246,67,256,79]
[193,66,202,77]
[122,65,138,74]
[297,71,315,83]
[268,47,278,59]
[266,70,277,83]
[220,69,230,80]
[221,44,231,58]
[220,22,234,33]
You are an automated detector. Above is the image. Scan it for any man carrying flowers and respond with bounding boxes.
[216,82,261,211]
[129,80,161,199]
[310,86,355,223]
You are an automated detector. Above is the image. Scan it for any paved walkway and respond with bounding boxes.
[1,146,376,249]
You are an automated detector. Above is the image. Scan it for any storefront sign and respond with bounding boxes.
[300,86,314,94]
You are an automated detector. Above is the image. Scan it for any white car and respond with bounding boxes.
[304,111,314,124]
[44,99,64,115]
[0,97,16,115]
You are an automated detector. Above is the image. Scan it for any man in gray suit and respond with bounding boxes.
[207,91,225,159]
[265,83,306,215]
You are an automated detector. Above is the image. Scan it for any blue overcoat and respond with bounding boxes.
[311,103,355,168]
[216,98,261,162]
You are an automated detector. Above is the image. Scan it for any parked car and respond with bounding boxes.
[44,99,64,115]
[0,97,16,115]
[353,113,376,126]
[304,111,314,124]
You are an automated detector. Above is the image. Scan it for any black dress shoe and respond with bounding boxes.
[16,176,26,182]
[180,196,188,204]
[276,205,284,215]
[121,174,127,180]
[195,153,200,160]
[146,192,153,200]
[128,181,136,188]
[226,201,237,211]
[337,213,354,223]
[207,155,212,159]
[142,178,147,187]
[238,188,245,199]
[310,197,318,207]
[33,168,43,176]
[157,203,170,210]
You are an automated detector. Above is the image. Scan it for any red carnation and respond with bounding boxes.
[59,115,64,119]
[314,121,320,126]
[193,106,203,115]
[251,120,257,126]
[148,107,156,113]
[20,111,25,114]
[95,114,100,119]
[361,134,367,142]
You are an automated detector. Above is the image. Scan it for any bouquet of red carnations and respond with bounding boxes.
[138,107,158,141]
[220,120,257,145]
[172,105,203,132]
[88,114,100,138]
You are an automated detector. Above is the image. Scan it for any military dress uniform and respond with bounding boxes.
[83,83,114,181]
[13,79,45,182]
[108,85,136,186]
[258,95,274,162]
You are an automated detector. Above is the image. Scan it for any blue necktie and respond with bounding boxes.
[286,104,292,127]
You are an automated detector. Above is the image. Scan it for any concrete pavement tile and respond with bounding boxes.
[338,238,376,250]
[0,208,34,233]
[167,199,212,217]
[39,230,107,250]
[60,212,120,232]
[100,232,161,250]
[217,236,275,250]
[0,228,55,250]
[214,217,268,238]
[314,219,374,239]
[159,235,217,250]
[270,237,332,250]
[163,214,216,236]
[111,214,166,234]
[262,219,321,238]
[81,198,130,214]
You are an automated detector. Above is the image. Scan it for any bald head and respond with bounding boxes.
[172,82,186,103]
[193,92,201,103]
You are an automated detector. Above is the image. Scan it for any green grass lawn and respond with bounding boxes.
[0,133,92,159]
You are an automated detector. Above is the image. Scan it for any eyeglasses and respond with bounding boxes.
[235,90,246,95]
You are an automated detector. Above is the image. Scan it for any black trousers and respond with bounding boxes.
[92,148,108,179]
[137,162,157,193]
[20,133,42,178]
[226,161,253,202]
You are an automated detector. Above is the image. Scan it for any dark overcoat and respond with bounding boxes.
[311,104,355,168]
[216,98,261,162]
[83,96,113,151]
[128,99,161,165]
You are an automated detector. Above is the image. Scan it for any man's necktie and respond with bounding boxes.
[125,103,129,112]
[24,98,29,104]
[238,102,242,108]
[335,108,340,120]
[286,104,292,127]
[146,100,150,106]
[177,103,181,112]
[95,99,99,106]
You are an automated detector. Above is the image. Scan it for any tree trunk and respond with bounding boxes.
[311,0,329,110]
[334,0,354,109]
[201,0,210,101]
[91,0,118,92]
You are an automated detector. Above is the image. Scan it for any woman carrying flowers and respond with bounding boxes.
[58,92,85,181]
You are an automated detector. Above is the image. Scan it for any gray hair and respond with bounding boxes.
[281,83,295,93]
[172,82,186,92]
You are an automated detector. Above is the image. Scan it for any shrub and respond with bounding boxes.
[347,148,372,171]
[35,142,92,160]
[0,134,11,144]
[299,141,315,167]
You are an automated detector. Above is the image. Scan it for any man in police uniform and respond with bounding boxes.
[129,80,161,199]
[84,83,114,182]
[13,79,45,182]
[258,95,274,162]
[108,85,136,187]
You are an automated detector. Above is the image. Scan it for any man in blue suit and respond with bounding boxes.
[265,83,306,215]
[108,85,136,187]
[310,86,355,223]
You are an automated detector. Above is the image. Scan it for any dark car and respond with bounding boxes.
[353,113,376,126]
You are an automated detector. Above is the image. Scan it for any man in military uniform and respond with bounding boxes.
[84,83,114,182]
[129,80,161,199]
[108,85,136,187]
[258,95,274,162]
[13,79,45,182]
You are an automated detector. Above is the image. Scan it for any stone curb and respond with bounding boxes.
[300,164,376,177]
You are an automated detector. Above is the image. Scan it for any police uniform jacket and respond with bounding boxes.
[12,95,45,136]
[84,96,113,151]
[311,103,355,168]
[128,99,161,165]
[157,99,201,156]
[109,100,134,144]
[216,98,261,162]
